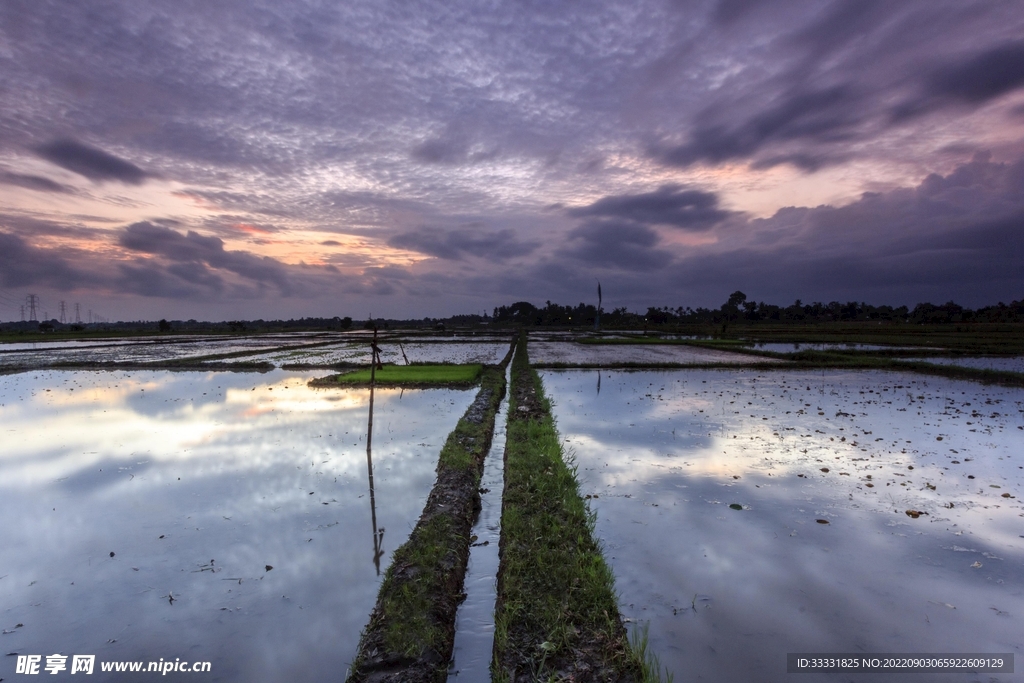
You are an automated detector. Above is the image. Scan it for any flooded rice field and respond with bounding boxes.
[0,369,475,681]
[0,333,347,369]
[898,356,1024,374]
[0,333,515,370]
[0,337,212,352]
[529,340,783,365]
[238,340,512,367]
[541,368,1023,682]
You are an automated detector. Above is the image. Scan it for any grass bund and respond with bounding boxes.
[313,363,483,388]
[589,322,1024,354]
[492,333,669,683]
[346,345,513,683]
[580,322,1024,355]
[552,337,1024,388]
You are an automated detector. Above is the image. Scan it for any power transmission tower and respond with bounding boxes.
[26,294,38,321]
[59,301,67,324]
[20,304,25,321]
[74,303,82,324]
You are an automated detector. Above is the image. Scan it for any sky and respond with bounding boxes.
[1,0,1023,322]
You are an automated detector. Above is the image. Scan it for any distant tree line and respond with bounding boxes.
[493,292,1024,326]
[5,294,1023,336]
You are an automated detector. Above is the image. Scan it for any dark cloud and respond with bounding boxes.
[927,40,1024,103]
[484,155,1024,310]
[0,231,97,289]
[559,221,674,271]
[651,85,861,170]
[411,138,463,165]
[0,171,71,193]
[410,131,502,166]
[894,40,1024,120]
[165,261,227,293]
[568,185,732,231]
[114,262,216,300]
[649,3,1024,172]
[668,155,1024,306]
[0,213,106,240]
[387,226,539,261]
[34,139,148,184]
[118,222,294,294]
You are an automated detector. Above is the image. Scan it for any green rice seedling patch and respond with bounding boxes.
[319,363,483,388]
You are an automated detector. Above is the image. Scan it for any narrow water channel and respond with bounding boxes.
[447,364,512,680]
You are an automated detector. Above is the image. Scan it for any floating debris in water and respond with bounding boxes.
[265,565,273,572]
[816,519,829,524]
[905,510,927,518]
[729,503,743,510]
[691,594,713,610]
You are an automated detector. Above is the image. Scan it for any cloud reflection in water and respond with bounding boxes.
[0,369,475,681]
[543,369,1024,683]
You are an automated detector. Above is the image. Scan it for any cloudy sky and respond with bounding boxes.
[1,0,1023,322]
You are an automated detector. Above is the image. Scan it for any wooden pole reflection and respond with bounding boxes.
[367,327,385,574]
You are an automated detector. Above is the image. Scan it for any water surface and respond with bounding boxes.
[0,370,474,681]
[541,369,1023,682]
[529,341,781,365]
[0,334,350,368]
[242,340,512,368]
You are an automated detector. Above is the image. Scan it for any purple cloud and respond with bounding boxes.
[35,140,148,184]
